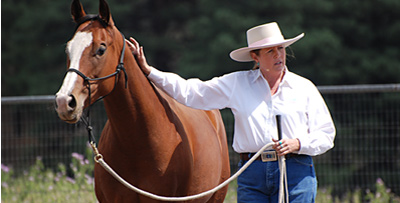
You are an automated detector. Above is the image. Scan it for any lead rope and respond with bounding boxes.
[84,112,288,201]
[89,141,283,201]
[278,156,289,203]
[83,88,288,201]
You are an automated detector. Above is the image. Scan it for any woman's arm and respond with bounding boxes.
[125,37,235,110]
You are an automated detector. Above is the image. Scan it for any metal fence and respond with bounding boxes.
[2,84,400,198]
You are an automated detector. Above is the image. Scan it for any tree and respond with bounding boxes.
[2,0,400,96]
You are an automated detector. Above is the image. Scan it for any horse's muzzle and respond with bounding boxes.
[55,93,81,123]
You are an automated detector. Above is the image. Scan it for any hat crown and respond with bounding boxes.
[230,22,304,62]
[246,22,284,47]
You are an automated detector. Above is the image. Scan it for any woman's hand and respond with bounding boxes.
[125,37,152,76]
[272,138,300,156]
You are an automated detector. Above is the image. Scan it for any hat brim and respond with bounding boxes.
[229,33,304,62]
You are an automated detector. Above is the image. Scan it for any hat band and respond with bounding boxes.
[249,35,285,47]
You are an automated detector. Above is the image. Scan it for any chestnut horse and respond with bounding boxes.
[55,0,230,202]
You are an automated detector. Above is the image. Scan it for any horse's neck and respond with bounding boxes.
[102,55,183,172]
[103,53,181,148]
[103,54,156,132]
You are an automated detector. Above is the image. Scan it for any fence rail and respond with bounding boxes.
[318,83,400,94]
[2,84,400,198]
[1,95,56,104]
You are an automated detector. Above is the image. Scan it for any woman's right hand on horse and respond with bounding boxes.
[126,37,153,76]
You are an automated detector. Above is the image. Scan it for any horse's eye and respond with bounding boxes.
[96,44,107,56]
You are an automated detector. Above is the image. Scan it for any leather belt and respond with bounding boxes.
[240,153,262,161]
[240,152,302,161]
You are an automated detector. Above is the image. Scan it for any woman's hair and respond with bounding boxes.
[250,47,295,70]
[251,49,261,70]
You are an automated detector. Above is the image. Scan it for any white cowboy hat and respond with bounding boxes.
[230,22,304,62]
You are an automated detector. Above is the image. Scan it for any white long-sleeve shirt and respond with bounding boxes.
[148,67,335,156]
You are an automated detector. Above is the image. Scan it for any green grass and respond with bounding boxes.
[2,148,399,203]
[223,180,238,202]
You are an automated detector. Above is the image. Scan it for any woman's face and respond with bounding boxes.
[251,46,286,72]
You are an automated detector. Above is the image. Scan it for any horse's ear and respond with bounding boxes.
[71,0,86,22]
[99,0,110,25]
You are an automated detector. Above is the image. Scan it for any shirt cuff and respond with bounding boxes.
[147,67,159,80]
[296,136,311,155]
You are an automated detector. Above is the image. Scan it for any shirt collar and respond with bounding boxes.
[251,69,264,83]
[280,67,295,89]
[251,66,295,89]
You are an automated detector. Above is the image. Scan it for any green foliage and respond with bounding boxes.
[2,158,400,203]
[314,179,400,203]
[365,178,400,203]
[223,179,238,202]
[1,147,96,202]
[2,0,400,96]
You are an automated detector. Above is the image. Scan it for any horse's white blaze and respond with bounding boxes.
[57,31,93,96]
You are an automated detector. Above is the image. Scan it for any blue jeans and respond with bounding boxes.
[237,155,317,203]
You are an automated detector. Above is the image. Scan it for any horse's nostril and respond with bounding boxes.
[69,94,77,109]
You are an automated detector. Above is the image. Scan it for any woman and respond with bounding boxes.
[127,22,335,203]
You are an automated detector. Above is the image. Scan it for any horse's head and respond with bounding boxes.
[55,0,126,123]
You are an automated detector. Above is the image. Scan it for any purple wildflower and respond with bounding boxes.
[72,152,84,161]
[376,178,384,185]
[66,177,76,184]
[85,174,94,185]
[72,152,88,165]
[2,182,9,188]
[1,164,10,173]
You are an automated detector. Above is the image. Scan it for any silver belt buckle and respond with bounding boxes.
[261,151,277,162]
